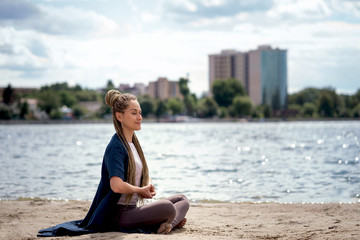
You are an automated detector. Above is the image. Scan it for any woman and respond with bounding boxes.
[38,90,189,237]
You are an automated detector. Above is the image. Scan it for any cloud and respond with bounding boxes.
[0,0,41,20]
[268,0,332,21]
[0,1,120,37]
[0,44,15,55]
[161,0,273,21]
[0,27,50,73]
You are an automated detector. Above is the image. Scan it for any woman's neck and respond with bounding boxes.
[123,129,134,143]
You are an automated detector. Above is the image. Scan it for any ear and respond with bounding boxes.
[115,112,122,122]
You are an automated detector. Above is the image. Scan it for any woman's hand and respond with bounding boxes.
[150,184,156,197]
[138,184,156,199]
[110,176,157,199]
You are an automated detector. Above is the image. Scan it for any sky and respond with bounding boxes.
[0,0,359,96]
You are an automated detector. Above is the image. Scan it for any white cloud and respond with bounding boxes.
[331,0,360,18]
[0,27,50,71]
[268,0,332,20]
[140,12,160,23]
[161,0,273,22]
[0,2,123,37]
[200,0,227,8]
[0,0,41,20]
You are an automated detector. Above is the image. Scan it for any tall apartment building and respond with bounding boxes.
[147,77,183,100]
[209,45,287,110]
[209,50,248,94]
[248,45,287,110]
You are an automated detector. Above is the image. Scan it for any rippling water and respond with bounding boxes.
[1,121,359,203]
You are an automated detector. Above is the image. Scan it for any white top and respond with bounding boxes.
[117,142,143,205]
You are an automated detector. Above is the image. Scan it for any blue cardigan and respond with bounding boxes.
[38,134,149,237]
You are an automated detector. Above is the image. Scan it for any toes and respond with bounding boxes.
[157,223,172,234]
[175,218,187,229]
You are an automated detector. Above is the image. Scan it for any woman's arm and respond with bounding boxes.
[110,176,155,199]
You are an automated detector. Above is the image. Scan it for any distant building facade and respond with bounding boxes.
[147,77,182,100]
[209,50,248,94]
[119,83,147,96]
[209,45,287,110]
[118,77,182,100]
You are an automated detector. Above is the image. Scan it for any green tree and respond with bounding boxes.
[73,84,82,91]
[352,103,360,118]
[50,109,63,119]
[252,105,264,119]
[167,98,183,115]
[302,102,317,117]
[230,96,253,117]
[139,95,154,118]
[59,90,77,107]
[263,104,272,118]
[317,88,343,117]
[38,90,61,114]
[218,107,228,118]
[98,80,116,118]
[341,94,352,110]
[197,97,218,118]
[184,95,197,116]
[155,99,167,121]
[178,77,197,116]
[75,90,100,101]
[106,79,115,89]
[72,105,87,119]
[288,88,320,106]
[3,84,14,105]
[41,82,69,92]
[0,105,12,119]
[351,89,360,109]
[318,92,334,117]
[212,78,245,107]
[19,101,29,119]
[179,78,190,97]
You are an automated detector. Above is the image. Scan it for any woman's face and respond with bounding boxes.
[117,100,142,132]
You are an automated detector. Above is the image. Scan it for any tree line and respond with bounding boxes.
[1,79,360,120]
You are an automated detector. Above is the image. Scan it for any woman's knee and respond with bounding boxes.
[158,200,176,219]
[181,194,190,211]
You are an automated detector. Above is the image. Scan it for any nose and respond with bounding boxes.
[138,113,142,121]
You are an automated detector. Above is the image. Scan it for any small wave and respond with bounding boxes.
[85,162,101,166]
[63,170,87,175]
[251,195,281,200]
[202,168,238,173]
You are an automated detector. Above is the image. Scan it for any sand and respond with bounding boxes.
[0,199,359,240]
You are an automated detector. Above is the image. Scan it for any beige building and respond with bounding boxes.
[147,77,183,100]
[209,45,287,110]
[119,83,146,96]
[208,50,248,95]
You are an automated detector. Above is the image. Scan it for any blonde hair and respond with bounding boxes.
[105,89,149,205]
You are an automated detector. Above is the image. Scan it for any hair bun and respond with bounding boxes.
[105,89,121,108]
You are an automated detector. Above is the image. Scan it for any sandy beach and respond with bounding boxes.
[0,199,359,240]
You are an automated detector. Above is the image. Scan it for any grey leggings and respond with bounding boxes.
[114,194,189,231]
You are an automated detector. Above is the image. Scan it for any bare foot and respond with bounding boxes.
[175,218,187,229]
[157,222,172,234]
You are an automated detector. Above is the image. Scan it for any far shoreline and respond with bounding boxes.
[0,117,358,125]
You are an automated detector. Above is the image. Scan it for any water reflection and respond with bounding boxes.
[0,121,359,203]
